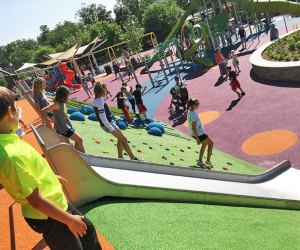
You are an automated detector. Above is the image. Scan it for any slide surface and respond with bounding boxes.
[58,63,82,90]
[32,125,300,210]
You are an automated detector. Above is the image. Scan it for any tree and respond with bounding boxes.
[117,0,156,23]
[0,77,7,87]
[31,45,55,63]
[122,17,144,57]
[175,0,189,9]
[114,5,132,27]
[143,0,183,42]
[37,25,50,45]
[76,3,113,25]
[88,21,123,47]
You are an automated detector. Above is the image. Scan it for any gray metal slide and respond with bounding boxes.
[32,125,300,210]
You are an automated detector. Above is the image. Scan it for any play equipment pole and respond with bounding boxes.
[232,2,241,24]
[142,58,154,87]
[164,55,172,74]
[90,52,100,73]
[174,43,185,69]
[206,20,216,51]
[159,58,169,84]
[283,14,289,33]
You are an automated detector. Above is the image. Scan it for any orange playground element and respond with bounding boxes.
[184,111,220,127]
[242,130,298,156]
[58,63,82,90]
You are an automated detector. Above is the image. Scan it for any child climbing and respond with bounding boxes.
[93,82,142,160]
[187,98,214,168]
[122,82,137,115]
[229,50,240,73]
[228,67,246,98]
[0,87,101,250]
[133,84,148,120]
[41,86,85,153]
[111,86,131,123]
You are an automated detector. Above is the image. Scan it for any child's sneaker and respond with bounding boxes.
[241,92,246,96]
[196,160,206,167]
[237,92,241,98]
[132,157,144,162]
[205,161,214,168]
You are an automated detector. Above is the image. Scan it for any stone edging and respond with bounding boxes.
[250,28,300,81]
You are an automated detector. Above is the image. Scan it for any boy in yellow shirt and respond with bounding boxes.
[0,87,101,249]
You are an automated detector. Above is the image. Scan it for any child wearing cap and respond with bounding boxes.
[132,84,148,120]
[0,87,101,250]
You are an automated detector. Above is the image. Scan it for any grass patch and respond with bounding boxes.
[82,197,300,250]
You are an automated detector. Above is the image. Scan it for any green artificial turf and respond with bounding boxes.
[82,197,300,250]
[72,117,263,174]
[70,109,300,249]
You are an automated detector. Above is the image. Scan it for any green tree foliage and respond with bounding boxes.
[37,25,50,45]
[76,3,113,25]
[0,77,8,87]
[117,0,156,23]
[122,17,144,56]
[31,45,55,63]
[114,5,132,27]
[143,0,183,42]
[175,0,189,9]
[89,21,124,47]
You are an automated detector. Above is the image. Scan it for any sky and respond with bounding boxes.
[0,0,117,46]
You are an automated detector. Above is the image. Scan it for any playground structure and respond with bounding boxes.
[31,124,300,210]
[142,0,300,72]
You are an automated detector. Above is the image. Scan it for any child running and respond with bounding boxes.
[228,68,246,98]
[93,82,142,160]
[187,98,214,168]
[111,86,131,123]
[0,87,101,250]
[229,50,241,73]
[81,73,93,99]
[133,84,148,120]
[42,86,85,153]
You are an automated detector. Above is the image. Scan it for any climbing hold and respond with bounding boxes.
[132,145,136,148]
[143,142,148,145]
[162,156,167,160]
[128,141,131,143]
[180,158,184,161]
[180,149,184,152]
[95,141,101,144]
[170,162,174,165]
[165,148,170,151]
[110,139,114,142]
[188,146,191,149]
[103,150,109,154]
[173,145,178,148]
[195,151,198,154]
[92,137,96,140]
[223,167,228,171]
[124,152,128,155]
[227,162,233,165]
[172,153,177,156]
[137,149,142,153]
[114,144,117,146]
[160,144,163,146]
[149,146,153,149]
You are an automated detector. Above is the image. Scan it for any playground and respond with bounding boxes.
[2,1,300,249]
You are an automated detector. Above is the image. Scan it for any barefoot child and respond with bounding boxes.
[42,86,85,153]
[0,87,101,250]
[228,69,245,98]
[93,82,142,160]
[187,98,214,168]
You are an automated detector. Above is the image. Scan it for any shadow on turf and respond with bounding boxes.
[250,70,300,88]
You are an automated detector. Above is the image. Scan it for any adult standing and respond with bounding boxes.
[214,48,228,78]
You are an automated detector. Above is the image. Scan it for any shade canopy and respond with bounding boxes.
[16,63,37,72]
